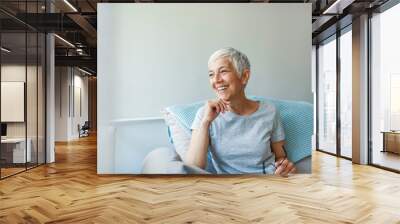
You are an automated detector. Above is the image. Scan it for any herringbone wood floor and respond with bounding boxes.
[1,135,400,223]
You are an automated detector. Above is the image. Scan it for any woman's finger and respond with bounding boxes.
[275,159,292,177]
[216,103,221,114]
[220,98,230,105]
[279,159,289,171]
[211,102,219,114]
[274,166,282,175]
[281,162,294,176]
[274,158,285,168]
[274,161,285,175]
[220,102,225,113]
[219,100,227,113]
[223,100,231,111]
[216,101,223,113]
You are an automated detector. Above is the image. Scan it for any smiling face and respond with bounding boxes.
[208,57,249,101]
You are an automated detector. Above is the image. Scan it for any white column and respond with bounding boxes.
[46,33,55,163]
[312,45,317,151]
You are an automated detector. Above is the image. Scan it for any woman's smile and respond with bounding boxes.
[216,85,228,94]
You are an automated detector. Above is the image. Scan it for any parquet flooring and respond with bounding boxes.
[1,167,26,178]
[1,135,400,223]
[372,150,400,171]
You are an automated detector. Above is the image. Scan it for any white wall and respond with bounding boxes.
[72,73,89,138]
[55,67,89,141]
[55,67,68,141]
[98,3,312,173]
[1,64,47,164]
[1,66,26,130]
[1,65,40,137]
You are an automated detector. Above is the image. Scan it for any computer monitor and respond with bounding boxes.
[1,123,7,137]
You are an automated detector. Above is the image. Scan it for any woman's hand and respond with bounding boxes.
[274,158,296,177]
[202,99,229,124]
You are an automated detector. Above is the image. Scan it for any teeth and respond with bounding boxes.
[217,86,227,91]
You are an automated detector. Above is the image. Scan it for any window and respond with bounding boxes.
[371,2,400,171]
[339,28,352,158]
[318,36,337,154]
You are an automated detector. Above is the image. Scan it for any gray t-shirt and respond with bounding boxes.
[191,101,285,174]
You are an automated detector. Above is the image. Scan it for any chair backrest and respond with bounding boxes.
[165,97,313,163]
[82,121,90,129]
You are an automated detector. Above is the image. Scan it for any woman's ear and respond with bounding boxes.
[241,69,250,86]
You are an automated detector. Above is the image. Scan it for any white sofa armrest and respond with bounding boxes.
[110,117,172,174]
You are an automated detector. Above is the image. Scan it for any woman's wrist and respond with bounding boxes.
[275,156,287,162]
[200,119,211,128]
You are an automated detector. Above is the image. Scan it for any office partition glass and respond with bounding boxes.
[371,3,400,171]
[318,36,337,155]
[0,1,46,179]
[0,31,28,178]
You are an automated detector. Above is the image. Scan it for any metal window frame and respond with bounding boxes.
[315,24,353,162]
[316,0,400,172]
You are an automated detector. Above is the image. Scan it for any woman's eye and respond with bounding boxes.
[208,73,214,77]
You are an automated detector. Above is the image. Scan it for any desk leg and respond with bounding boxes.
[382,133,386,153]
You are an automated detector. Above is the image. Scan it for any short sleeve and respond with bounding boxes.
[191,106,205,130]
[271,109,285,142]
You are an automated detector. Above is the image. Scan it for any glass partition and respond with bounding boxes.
[317,36,337,155]
[0,1,46,179]
[1,31,28,177]
[371,3,400,171]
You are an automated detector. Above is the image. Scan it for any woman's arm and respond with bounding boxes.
[271,140,296,176]
[184,100,228,169]
[185,120,211,169]
[271,140,286,160]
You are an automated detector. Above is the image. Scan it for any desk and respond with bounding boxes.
[381,131,400,154]
[1,138,32,163]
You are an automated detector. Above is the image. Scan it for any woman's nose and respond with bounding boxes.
[213,73,222,82]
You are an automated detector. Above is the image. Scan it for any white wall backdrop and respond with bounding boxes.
[55,67,89,141]
[98,3,311,173]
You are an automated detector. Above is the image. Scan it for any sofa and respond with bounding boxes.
[110,97,313,174]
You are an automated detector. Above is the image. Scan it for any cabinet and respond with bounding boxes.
[0,138,32,165]
[382,131,400,154]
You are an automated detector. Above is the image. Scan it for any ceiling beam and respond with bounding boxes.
[67,13,97,45]
[55,55,96,69]
[322,0,356,14]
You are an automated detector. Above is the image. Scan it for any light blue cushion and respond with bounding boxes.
[166,101,204,135]
[165,97,313,163]
[253,97,313,163]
